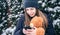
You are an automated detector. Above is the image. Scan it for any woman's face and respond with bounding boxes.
[25,7,36,17]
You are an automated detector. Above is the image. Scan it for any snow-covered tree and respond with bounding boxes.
[0,0,60,35]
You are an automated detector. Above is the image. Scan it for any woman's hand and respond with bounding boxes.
[23,28,32,35]
[23,27,36,35]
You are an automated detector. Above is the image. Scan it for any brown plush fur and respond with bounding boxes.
[36,27,45,35]
[30,16,45,35]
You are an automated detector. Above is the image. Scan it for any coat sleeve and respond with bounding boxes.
[14,15,25,35]
[45,14,55,35]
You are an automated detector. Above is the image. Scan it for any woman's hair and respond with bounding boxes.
[24,8,48,29]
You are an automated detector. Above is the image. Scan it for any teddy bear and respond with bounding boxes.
[30,16,45,35]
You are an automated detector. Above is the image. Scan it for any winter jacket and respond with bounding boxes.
[14,13,55,35]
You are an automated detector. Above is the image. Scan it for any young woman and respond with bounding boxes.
[14,0,55,35]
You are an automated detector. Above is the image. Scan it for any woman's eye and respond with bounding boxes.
[26,9,29,11]
[31,8,34,10]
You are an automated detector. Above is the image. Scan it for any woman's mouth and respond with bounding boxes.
[30,14,34,15]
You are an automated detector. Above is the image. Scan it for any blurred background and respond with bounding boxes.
[0,0,60,35]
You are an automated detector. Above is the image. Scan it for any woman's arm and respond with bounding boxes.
[14,15,25,35]
[45,14,55,35]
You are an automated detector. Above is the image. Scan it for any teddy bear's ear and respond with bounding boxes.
[30,23,34,27]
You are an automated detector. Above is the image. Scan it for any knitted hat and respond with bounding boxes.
[22,0,39,9]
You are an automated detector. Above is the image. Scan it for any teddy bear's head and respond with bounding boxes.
[30,16,43,28]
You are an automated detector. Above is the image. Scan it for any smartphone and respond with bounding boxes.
[23,26,32,30]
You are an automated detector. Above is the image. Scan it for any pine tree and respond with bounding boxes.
[38,0,60,35]
[0,0,8,34]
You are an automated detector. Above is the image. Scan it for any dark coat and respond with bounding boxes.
[14,14,55,35]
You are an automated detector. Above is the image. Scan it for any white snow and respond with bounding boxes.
[42,2,46,7]
[58,2,60,5]
[0,24,3,27]
[38,1,42,3]
[48,7,54,11]
[54,6,60,12]
[2,17,5,20]
[53,19,60,28]
[51,0,57,3]
[1,25,16,35]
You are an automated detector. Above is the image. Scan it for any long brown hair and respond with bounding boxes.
[24,9,48,29]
